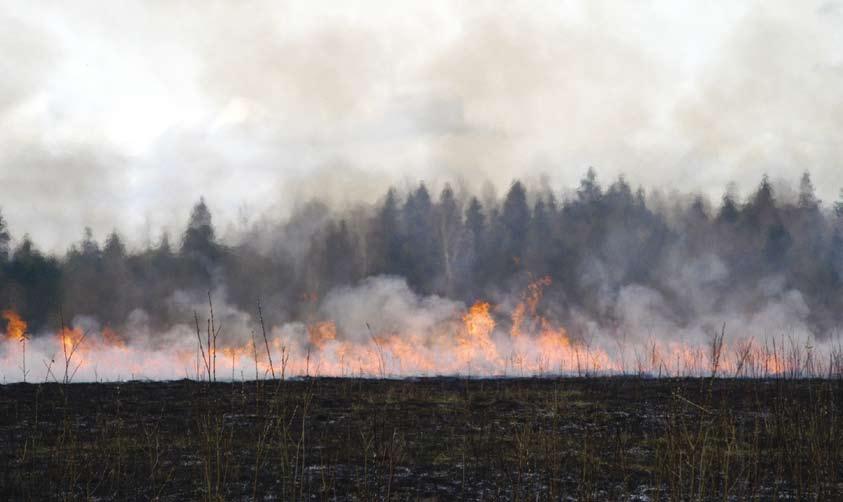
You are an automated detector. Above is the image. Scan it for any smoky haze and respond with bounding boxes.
[1,2,843,380]
[1,169,843,381]
[1,1,842,251]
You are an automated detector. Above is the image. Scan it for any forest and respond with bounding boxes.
[2,169,843,342]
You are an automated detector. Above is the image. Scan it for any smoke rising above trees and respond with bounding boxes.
[1,169,843,345]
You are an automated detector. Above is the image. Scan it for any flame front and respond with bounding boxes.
[1,286,840,382]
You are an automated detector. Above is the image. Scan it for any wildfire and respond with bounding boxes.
[222,346,248,360]
[1,280,838,382]
[101,327,127,348]
[2,310,27,342]
[537,320,571,357]
[58,326,86,354]
[504,276,598,374]
[510,276,551,338]
[308,321,337,348]
[458,301,499,366]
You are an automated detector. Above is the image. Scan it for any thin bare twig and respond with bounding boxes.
[258,301,275,379]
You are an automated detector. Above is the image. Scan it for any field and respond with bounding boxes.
[0,376,840,501]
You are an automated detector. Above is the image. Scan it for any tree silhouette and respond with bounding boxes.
[498,181,530,277]
[182,197,218,261]
[437,184,462,295]
[0,209,10,263]
[367,188,404,276]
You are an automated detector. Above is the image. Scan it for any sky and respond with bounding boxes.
[1,0,842,252]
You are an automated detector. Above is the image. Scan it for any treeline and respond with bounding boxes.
[2,169,843,338]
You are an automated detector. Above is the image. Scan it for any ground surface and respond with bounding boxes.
[0,377,840,501]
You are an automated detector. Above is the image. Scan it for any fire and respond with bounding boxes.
[308,321,337,348]
[463,301,495,336]
[222,346,248,360]
[381,333,428,375]
[58,326,86,354]
[458,301,500,367]
[2,310,27,342]
[2,310,30,381]
[101,327,126,348]
[537,321,571,360]
[505,276,596,374]
[511,276,552,338]
[1,281,839,381]
[510,303,525,339]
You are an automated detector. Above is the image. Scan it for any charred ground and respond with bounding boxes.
[1,376,840,500]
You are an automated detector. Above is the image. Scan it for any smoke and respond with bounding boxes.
[320,276,462,344]
[2,1,843,251]
[2,2,843,380]
[4,268,840,382]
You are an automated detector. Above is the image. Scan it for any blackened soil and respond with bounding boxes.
[0,377,840,500]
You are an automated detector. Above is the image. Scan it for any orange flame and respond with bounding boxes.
[101,327,126,348]
[58,326,86,354]
[458,301,499,365]
[511,276,552,338]
[2,288,836,381]
[2,310,27,342]
[308,321,337,349]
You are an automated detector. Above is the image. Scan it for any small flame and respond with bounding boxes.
[1,280,836,381]
[511,276,552,338]
[58,326,85,354]
[101,327,126,348]
[2,310,27,342]
[458,301,499,366]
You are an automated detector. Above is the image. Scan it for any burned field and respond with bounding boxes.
[0,376,840,501]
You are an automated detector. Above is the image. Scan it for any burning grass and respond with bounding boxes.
[3,277,842,383]
[1,279,842,499]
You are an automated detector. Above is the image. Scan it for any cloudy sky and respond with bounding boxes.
[1,0,842,252]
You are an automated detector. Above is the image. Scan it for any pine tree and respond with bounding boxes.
[182,197,218,260]
[717,192,740,224]
[367,188,404,276]
[499,181,530,276]
[526,197,551,274]
[437,184,462,294]
[403,183,440,292]
[0,209,10,263]
[325,220,357,286]
[798,171,820,211]
[577,167,602,204]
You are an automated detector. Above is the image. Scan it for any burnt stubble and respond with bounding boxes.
[1,376,840,501]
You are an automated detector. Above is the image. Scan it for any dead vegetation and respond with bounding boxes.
[0,375,840,501]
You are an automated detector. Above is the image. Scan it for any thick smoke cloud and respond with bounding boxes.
[1,1,843,251]
[319,277,462,344]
